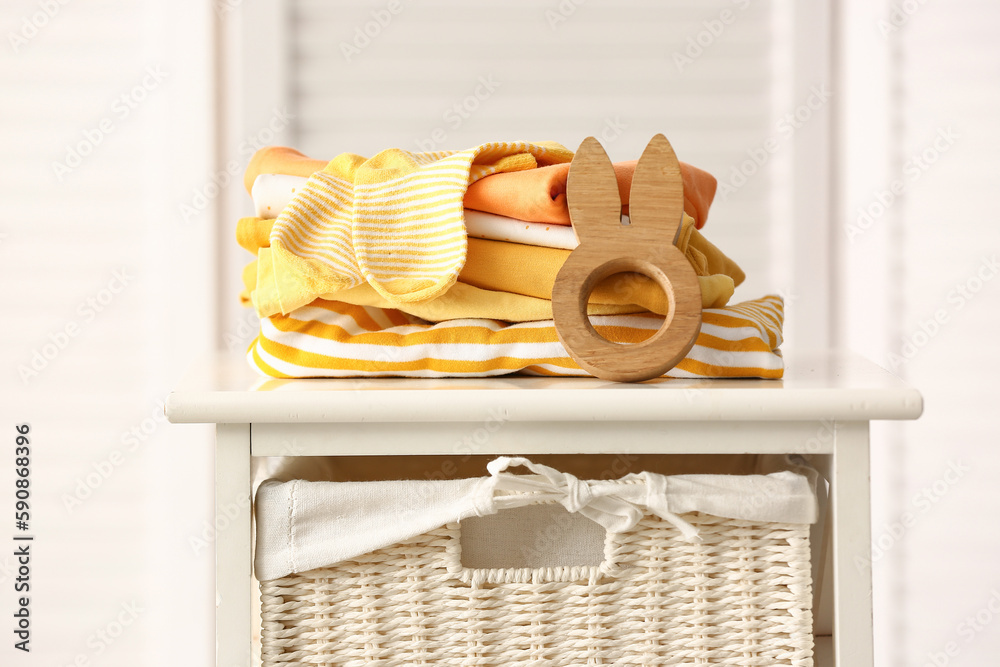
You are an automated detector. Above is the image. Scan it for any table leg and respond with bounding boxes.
[831,421,874,667]
[216,423,252,667]
[808,452,833,638]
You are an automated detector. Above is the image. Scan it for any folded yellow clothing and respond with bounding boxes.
[264,141,574,310]
[247,251,646,322]
[237,213,743,319]
[460,216,744,306]
[243,249,735,322]
[246,295,784,379]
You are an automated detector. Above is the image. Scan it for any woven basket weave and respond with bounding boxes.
[259,509,813,666]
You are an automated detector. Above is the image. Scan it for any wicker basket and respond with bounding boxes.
[255,457,816,666]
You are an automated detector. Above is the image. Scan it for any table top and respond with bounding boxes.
[165,350,922,424]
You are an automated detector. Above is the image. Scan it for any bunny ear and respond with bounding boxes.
[567,136,622,244]
[629,133,684,242]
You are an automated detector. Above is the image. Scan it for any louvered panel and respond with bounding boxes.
[897,3,999,439]
[293,58,775,85]
[287,0,784,321]
[295,90,774,113]
[0,0,215,665]
[0,177,140,201]
[838,0,1000,665]
[0,52,143,81]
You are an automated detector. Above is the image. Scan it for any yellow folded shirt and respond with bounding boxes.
[248,248,645,322]
[459,215,742,310]
[238,213,743,320]
[245,248,733,323]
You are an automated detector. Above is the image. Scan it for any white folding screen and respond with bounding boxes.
[838,1,1000,665]
[0,1,216,665]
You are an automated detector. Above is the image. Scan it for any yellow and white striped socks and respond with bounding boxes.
[267,141,574,309]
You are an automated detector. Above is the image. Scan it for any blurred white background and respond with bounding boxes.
[1,0,997,665]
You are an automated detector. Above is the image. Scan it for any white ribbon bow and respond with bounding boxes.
[486,456,700,542]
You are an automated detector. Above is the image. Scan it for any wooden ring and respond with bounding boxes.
[552,246,702,382]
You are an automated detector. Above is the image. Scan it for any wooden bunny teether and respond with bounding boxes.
[551,134,702,382]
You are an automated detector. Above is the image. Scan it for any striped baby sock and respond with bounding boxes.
[352,142,573,303]
[268,153,367,306]
[269,141,574,308]
[352,147,483,303]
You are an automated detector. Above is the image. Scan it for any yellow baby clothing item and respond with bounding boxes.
[459,215,744,308]
[243,209,743,284]
[268,141,574,309]
[248,249,644,322]
[238,213,743,318]
[236,216,272,255]
[676,216,746,283]
[245,247,733,322]
[245,295,785,379]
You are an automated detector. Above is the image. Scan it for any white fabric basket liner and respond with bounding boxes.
[254,455,818,581]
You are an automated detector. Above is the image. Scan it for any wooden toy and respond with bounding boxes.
[552,134,702,382]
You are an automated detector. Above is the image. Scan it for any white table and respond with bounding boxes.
[166,351,922,667]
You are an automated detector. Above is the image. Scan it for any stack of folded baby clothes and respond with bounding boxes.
[237,140,784,379]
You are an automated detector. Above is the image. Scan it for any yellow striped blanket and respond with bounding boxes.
[246,295,784,379]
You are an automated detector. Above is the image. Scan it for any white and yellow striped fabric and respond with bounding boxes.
[268,141,574,314]
[246,295,784,379]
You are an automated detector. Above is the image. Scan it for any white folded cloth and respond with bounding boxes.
[254,455,818,581]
